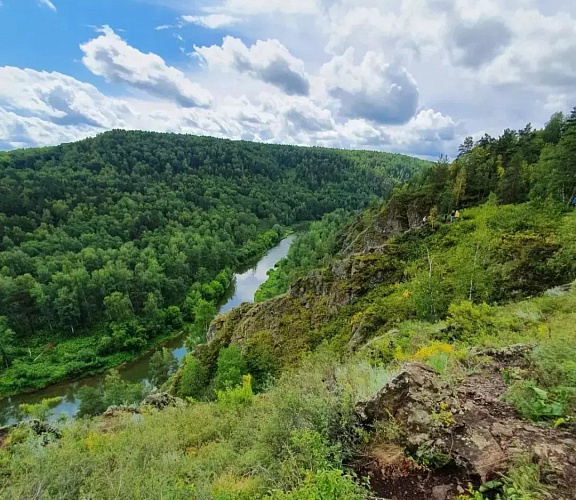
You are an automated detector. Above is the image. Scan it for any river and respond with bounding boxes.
[0,235,295,425]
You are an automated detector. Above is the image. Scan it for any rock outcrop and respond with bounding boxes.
[357,353,576,500]
[141,392,185,410]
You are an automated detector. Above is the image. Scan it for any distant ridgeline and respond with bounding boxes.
[0,130,428,394]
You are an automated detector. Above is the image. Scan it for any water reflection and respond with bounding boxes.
[0,235,294,425]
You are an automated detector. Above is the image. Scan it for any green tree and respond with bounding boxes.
[78,370,146,417]
[214,345,248,391]
[0,317,15,369]
[104,292,134,322]
[176,354,209,399]
[148,348,178,388]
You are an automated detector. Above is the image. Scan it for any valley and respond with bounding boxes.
[2,109,576,499]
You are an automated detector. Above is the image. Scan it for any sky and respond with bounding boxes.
[1,0,575,158]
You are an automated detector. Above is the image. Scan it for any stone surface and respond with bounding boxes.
[141,392,184,410]
[358,353,576,499]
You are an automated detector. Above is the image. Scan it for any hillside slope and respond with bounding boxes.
[0,131,428,394]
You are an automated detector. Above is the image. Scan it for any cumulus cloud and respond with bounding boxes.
[0,109,99,150]
[38,0,56,11]
[0,67,132,128]
[448,17,512,68]
[181,14,239,29]
[1,1,473,157]
[195,36,310,96]
[321,49,419,125]
[478,9,576,89]
[80,26,213,108]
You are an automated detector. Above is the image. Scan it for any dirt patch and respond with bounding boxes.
[358,444,471,500]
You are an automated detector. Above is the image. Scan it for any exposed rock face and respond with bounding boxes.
[357,354,576,499]
[204,194,433,367]
[0,420,63,448]
[358,363,458,451]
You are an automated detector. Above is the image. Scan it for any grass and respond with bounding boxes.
[0,351,392,499]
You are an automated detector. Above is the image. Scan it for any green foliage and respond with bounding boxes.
[256,210,352,302]
[1,131,422,393]
[148,348,178,388]
[267,469,368,500]
[77,369,147,417]
[500,459,550,500]
[19,397,61,421]
[503,382,568,421]
[445,301,501,342]
[0,316,15,369]
[214,345,248,391]
[176,354,209,399]
[0,352,388,499]
[217,375,254,410]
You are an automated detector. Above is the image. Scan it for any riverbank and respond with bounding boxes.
[0,235,295,425]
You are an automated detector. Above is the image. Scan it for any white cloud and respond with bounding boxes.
[80,26,213,108]
[195,36,310,96]
[478,9,576,89]
[181,14,239,29]
[321,49,419,125]
[0,67,133,129]
[0,109,99,150]
[38,0,56,11]
[212,0,318,15]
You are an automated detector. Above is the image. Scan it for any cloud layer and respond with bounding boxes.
[2,0,576,158]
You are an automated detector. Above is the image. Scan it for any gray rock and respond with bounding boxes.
[432,485,452,500]
[141,392,185,410]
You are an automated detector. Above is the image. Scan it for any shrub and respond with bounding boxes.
[267,469,368,500]
[446,301,500,342]
[217,375,254,410]
[176,354,209,399]
[214,345,248,391]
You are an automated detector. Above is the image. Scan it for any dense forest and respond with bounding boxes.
[0,131,428,395]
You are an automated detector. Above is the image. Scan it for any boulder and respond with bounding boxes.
[357,363,506,480]
[357,363,457,450]
[357,358,576,496]
[141,392,185,410]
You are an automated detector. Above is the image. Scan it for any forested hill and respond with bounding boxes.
[0,130,429,394]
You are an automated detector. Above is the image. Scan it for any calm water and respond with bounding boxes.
[0,235,294,425]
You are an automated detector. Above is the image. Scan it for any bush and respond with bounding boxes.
[176,354,209,399]
[446,301,501,342]
[217,375,254,410]
[267,469,368,500]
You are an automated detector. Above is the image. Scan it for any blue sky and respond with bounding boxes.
[1,0,576,157]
